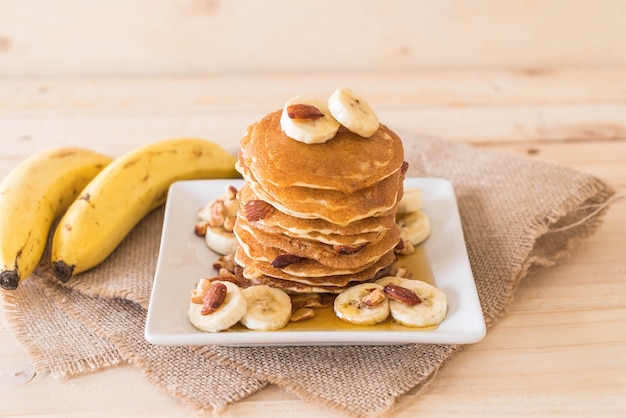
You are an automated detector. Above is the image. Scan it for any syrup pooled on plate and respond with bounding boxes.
[267,245,439,333]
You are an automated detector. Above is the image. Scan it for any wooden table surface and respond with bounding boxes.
[1,68,625,417]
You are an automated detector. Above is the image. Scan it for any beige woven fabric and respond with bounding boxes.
[1,135,617,417]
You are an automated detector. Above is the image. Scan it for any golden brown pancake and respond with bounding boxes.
[234,217,401,271]
[234,247,396,288]
[240,110,405,193]
[231,103,406,293]
[237,157,403,225]
[250,222,382,246]
[238,184,398,236]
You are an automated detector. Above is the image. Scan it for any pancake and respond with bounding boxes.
[237,194,384,247]
[234,217,401,271]
[230,95,406,294]
[240,110,405,193]
[247,222,381,246]
[234,247,396,287]
[238,184,397,236]
[233,266,388,294]
[237,156,403,225]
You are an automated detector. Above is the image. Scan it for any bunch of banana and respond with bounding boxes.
[0,148,113,290]
[51,138,240,282]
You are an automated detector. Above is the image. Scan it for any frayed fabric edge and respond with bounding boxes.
[1,282,125,380]
[486,178,618,328]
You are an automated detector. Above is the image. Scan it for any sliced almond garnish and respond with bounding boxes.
[225,185,238,201]
[394,239,415,255]
[361,287,386,307]
[394,266,410,279]
[223,216,236,232]
[208,199,227,227]
[383,284,421,306]
[242,200,273,222]
[270,254,304,268]
[201,282,228,315]
[213,253,236,272]
[190,278,213,304]
[286,104,325,120]
[333,243,366,255]
[194,220,210,236]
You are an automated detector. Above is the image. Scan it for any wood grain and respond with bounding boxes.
[1,1,626,76]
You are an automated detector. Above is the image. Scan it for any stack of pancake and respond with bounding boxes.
[233,109,406,294]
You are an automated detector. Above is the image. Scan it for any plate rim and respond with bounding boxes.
[145,177,486,346]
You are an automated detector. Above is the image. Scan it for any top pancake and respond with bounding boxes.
[240,110,405,193]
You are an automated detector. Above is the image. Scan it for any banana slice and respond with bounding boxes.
[396,210,431,245]
[396,187,423,214]
[199,185,239,255]
[188,281,248,333]
[280,96,341,144]
[205,226,238,255]
[327,87,380,137]
[240,285,293,331]
[333,283,390,326]
[375,277,447,328]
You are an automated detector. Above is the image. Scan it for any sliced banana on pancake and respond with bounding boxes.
[205,226,238,255]
[327,87,380,137]
[280,97,341,144]
[396,187,423,214]
[240,285,293,331]
[397,210,431,245]
[188,281,248,333]
[333,283,390,325]
[375,276,447,328]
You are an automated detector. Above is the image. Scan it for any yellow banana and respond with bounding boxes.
[0,147,113,290]
[51,138,240,282]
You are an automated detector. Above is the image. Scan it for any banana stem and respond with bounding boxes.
[52,261,74,283]
[0,270,19,290]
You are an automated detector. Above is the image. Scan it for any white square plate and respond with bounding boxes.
[145,178,486,346]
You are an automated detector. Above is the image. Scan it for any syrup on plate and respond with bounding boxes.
[235,245,439,333]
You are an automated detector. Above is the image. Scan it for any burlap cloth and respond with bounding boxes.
[1,134,618,417]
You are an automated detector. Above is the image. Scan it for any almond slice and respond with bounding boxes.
[242,200,273,222]
[383,284,421,306]
[287,104,325,120]
[361,287,386,307]
[201,282,228,315]
[270,254,304,268]
[333,243,366,255]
